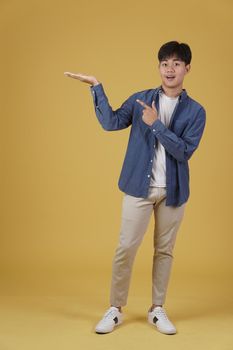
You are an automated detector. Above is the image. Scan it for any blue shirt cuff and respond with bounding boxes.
[149,119,166,136]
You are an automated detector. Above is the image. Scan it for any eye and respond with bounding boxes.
[161,62,167,67]
[175,62,180,66]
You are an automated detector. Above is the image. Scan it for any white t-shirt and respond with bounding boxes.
[150,91,179,187]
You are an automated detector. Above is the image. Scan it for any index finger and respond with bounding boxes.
[136,99,149,108]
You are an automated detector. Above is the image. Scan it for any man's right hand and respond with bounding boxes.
[64,72,100,86]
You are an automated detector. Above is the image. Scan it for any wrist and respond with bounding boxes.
[92,80,100,86]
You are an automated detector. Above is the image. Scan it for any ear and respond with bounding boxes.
[185,64,191,73]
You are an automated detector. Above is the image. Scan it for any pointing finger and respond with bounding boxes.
[136,99,149,108]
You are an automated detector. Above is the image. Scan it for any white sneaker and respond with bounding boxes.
[95,306,123,334]
[148,306,177,335]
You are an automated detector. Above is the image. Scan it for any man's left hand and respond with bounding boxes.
[136,99,158,126]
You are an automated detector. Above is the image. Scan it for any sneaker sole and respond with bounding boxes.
[95,321,122,334]
[148,320,177,335]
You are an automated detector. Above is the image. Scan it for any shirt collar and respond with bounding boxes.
[156,85,188,103]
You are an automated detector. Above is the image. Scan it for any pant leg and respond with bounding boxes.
[152,197,186,305]
[110,188,159,307]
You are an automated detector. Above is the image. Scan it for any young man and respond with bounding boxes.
[64,41,206,335]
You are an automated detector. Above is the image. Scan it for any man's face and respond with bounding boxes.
[158,55,190,89]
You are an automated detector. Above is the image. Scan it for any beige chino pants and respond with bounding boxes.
[110,186,186,307]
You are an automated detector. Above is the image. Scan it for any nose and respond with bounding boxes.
[166,64,175,72]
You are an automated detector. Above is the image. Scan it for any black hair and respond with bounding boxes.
[158,41,192,65]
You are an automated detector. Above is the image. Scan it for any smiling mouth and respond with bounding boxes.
[166,76,175,80]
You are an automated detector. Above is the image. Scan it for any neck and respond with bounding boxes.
[161,84,183,98]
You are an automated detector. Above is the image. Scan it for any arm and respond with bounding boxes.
[90,83,134,131]
[64,71,133,131]
[136,99,206,162]
[149,107,206,162]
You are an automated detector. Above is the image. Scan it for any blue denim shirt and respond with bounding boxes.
[90,83,206,207]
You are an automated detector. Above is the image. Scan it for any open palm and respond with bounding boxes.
[64,72,99,86]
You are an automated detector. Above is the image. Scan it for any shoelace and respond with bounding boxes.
[102,309,118,322]
[155,308,169,321]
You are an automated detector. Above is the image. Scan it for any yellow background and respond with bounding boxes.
[0,0,232,349]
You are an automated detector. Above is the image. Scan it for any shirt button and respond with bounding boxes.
[153,144,156,148]
[150,159,153,162]
[152,129,155,132]
[147,174,150,178]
